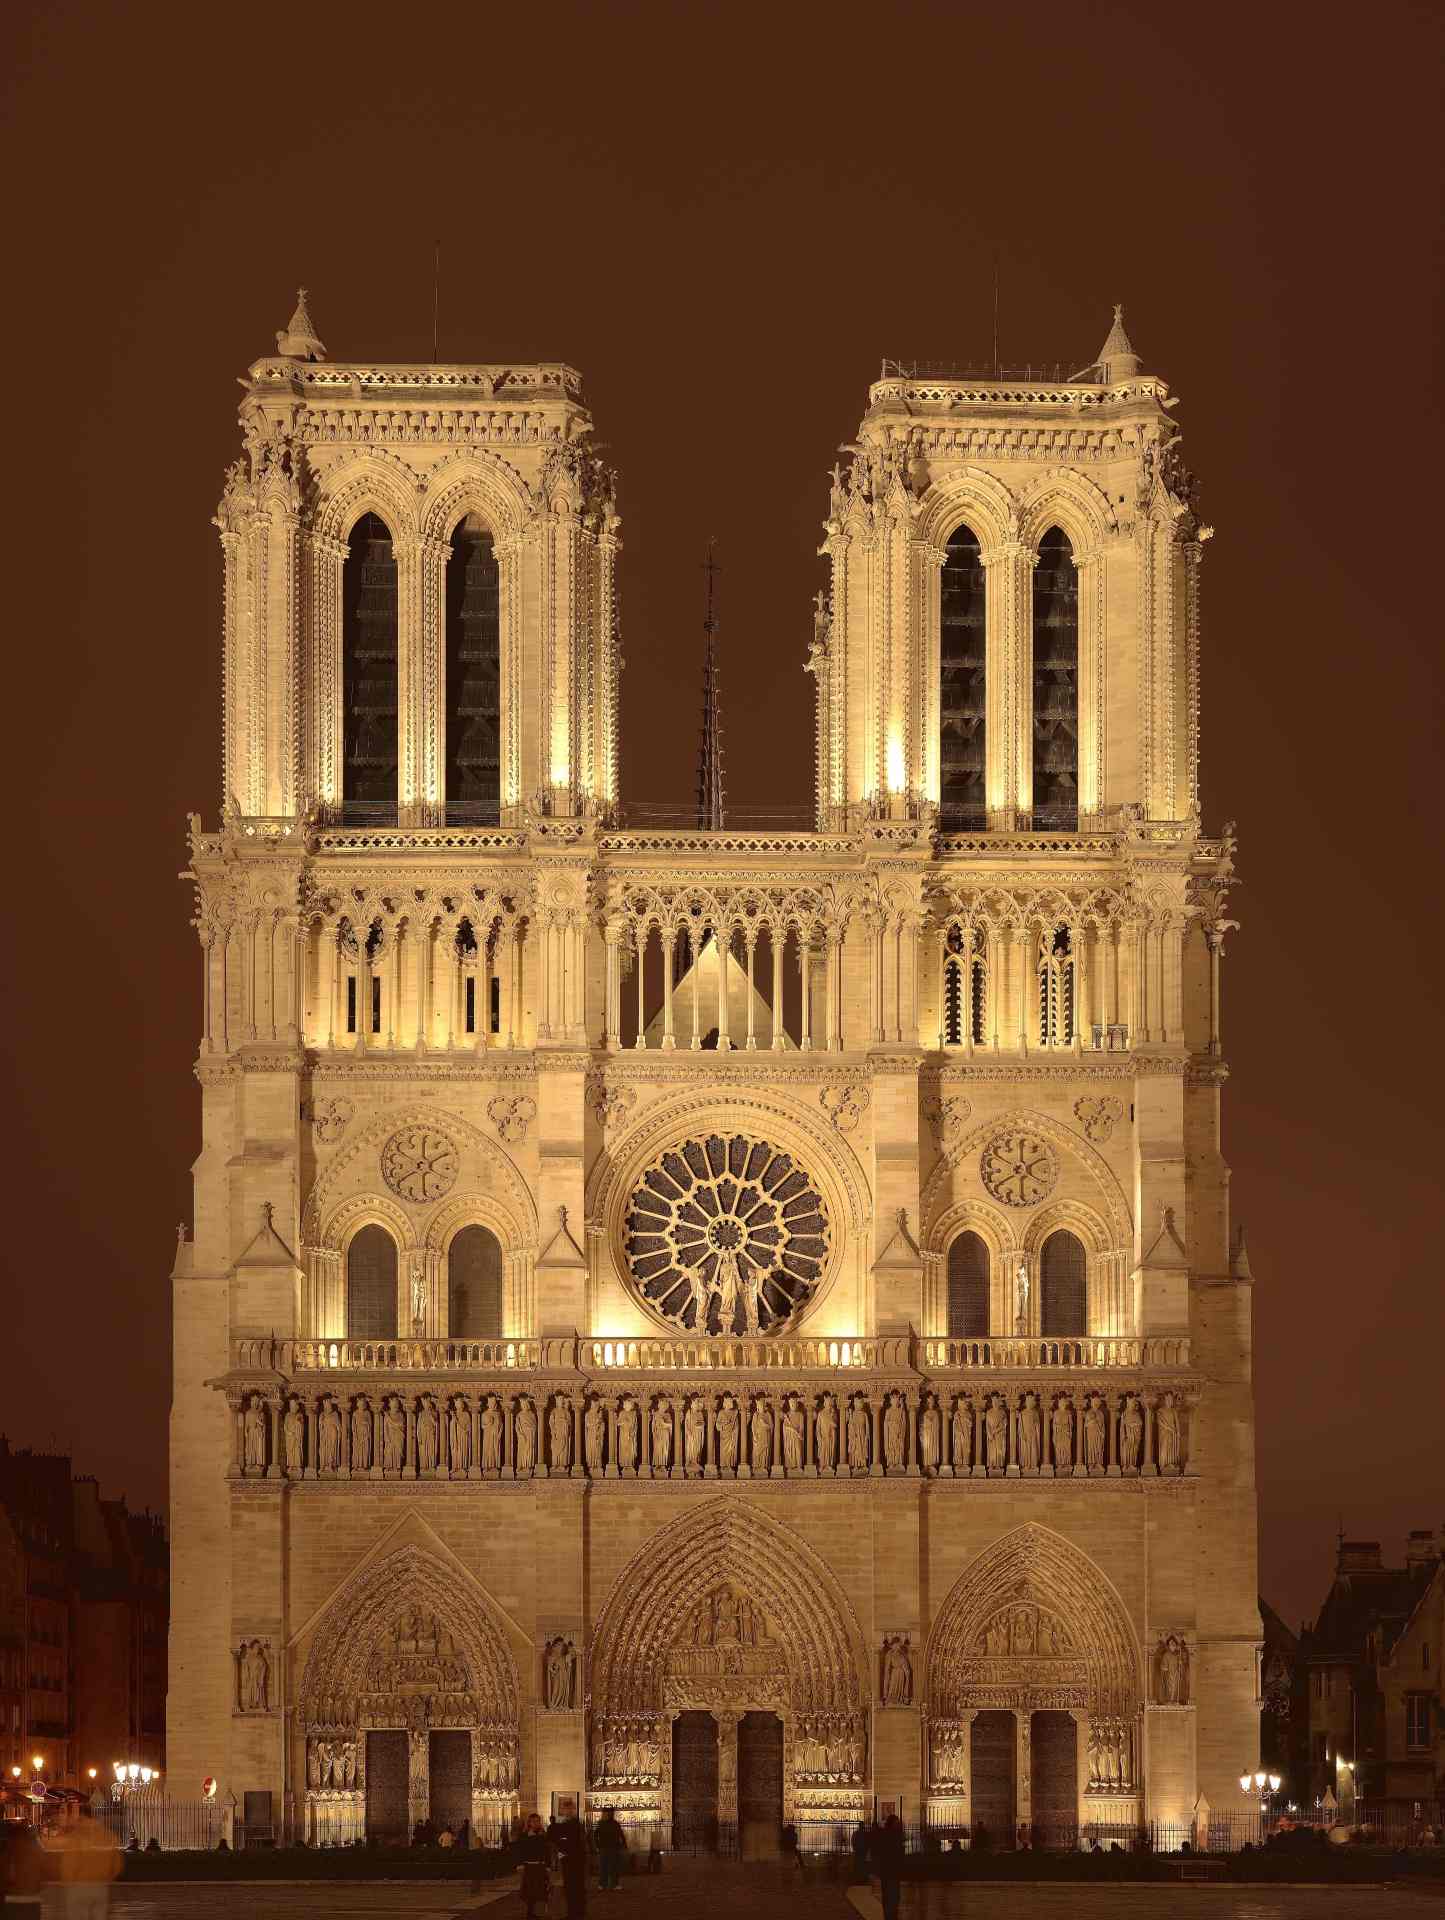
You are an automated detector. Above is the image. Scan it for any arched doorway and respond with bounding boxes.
[925,1525,1141,1847]
[588,1500,867,1849]
[296,1544,521,1845]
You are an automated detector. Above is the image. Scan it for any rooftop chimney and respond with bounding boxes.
[1337,1540,1383,1574]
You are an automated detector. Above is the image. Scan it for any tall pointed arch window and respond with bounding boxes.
[445,515,501,824]
[942,925,988,1047]
[1039,1228,1086,1337]
[940,525,986,830]
[346,1224,398,1341]
[448,1225,502,1339]
[947,1231,990,1338]
[341,513,399,821]
[1038,925,1075,1046]
[1032,526,1078,830]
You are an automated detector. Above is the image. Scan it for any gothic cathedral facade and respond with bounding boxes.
[170,293,1257,1846]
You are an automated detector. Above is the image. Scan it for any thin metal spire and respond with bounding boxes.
[696,541,726,832]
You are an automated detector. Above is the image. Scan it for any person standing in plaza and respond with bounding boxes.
[48,1811,122,1919]
[515,1811,549,1920]
[874,1813,905,1920]
[594,1809,626,1890]
[554,1810,589,1917]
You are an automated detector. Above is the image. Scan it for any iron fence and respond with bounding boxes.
[97,1797,233,1852]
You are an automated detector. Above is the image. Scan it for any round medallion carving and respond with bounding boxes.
[980,1129,1058,1208]
[381,1126,460,1204]
[623,1132,829,1336]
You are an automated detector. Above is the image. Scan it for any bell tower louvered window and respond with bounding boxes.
[940,525,986,830]
[1040,1228,1086,1337]
[347,1224,398,1341]
[1032,526,1078,830]
[341,513,399,822]
[947,1231,990,1337]
[445,515,501,824]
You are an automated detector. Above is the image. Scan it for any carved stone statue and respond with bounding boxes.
[307,1739,323,1788]
[515,1397,537,1474]
[585,1399,606,1472]
[883,1392,906,1470]
[417,1398,440,1472]
[1156,1392,1182,1471]
[815,1394,837,1471]
[480,1395,503,1472]
[847,1396,870,1471]
[238,1639,269,1711]
[283,1398,304,1474]
[243,1395,267,1471]
[684,1397,706,1471]
[1083,1394,1106,1470]
[782,1396,805,1472]
[984,1394,1008,1470]
[881,1635,913,1706]
[716,1395,740,1472]
[315,1398,338,1473]
[750,1399,773,1473]
[339,1740,356,1789]
[952,1398,973,1472]
[617,1397,639,1471]
[1158,1633,1189,1704]
[1014,1258,1030,1330]
[382,1397,406,1473]
[550,1397,573,1471]
[449,1397,471,1474]
[1120,1395,1143,1472]
[650,1401,673,1471]
[919,1393,941,1472]
[1051,1398,1073,1471]
[1018,1392,1041,1472]
[545,1637,575,1710]
[349,1396,371,1472]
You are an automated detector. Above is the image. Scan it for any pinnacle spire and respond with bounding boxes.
[1095,303,1141,380]
[275,286,327,362]
[696,543,726,832]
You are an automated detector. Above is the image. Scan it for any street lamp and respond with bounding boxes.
[1240,1769,1282,1826]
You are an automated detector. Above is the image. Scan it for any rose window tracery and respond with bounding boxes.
[623,1133,829,1336]
[980,1129,1058,1208]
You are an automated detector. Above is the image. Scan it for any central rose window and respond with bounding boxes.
[623,1132,830,1336]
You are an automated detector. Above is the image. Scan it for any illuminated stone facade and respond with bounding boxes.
[168,294,1258,1845]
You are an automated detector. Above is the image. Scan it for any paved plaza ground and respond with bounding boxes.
[64,1857,1444,1919]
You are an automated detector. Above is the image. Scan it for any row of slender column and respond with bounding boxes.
[303,916,525,1052]
[935,920,1188,1052]
[607,923,848,1053]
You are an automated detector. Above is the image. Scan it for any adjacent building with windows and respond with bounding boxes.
[171,294,1256,1846]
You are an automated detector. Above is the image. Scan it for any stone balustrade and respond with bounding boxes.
[578,1335,908,1372]
[232,1336,544,1374]
[919,1335,1191,1371]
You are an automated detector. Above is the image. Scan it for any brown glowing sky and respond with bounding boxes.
[2,0,1440,1629]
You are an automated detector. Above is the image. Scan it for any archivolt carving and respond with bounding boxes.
[304,1103,537,1250]
[914,466,1018,552]
[423,1191,528,1258]
[590,1499,866,1718]
[924,1197,1016,1262]
[921,1108,1130,1247]
[310,454,423,544]
[297,1543,520,1728]
[1014,468,1118,554]
[927,1524,1140,1720]
[323,1193,415,1255]
[419,455,531,545]
[1021,1198,1115,1258]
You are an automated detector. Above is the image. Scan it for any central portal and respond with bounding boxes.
[672,1711,718,1850]
[738,1710,783,1857]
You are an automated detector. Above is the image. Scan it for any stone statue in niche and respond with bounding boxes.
[1157,1633,1189,1704]
[448,1397,471,1474]
[549,1397,573,1471]
[716,1395,740,1472]
[919,1393,941,1472]
[847,1395,870,1471]
[515,1397,538,1474]
[1119,1395,1143,1472]
[545,1637,576,1710]
[243,1395,267,1471]
[685,1397,706,1472]
[382,1397,406,1474]
[952,1397,973,1472]
[750,1399,773,1473]
[1083,1394,1107,1470]
[1051,1398,1074,1471]
[317,1398,341,1473]
[883,1392,906,1469]
[337,1740,356,1789]
[405,1692,430,1734]
[880,1635,913,1706]
[617,1397,640,1471]
[480,1395,503,1473]
[237,1639,269,1712]
[307,1739,326,1788]
[1019,1393,1042,1471]
[782,1396,805,1472]
[650,1401,673,1472]
[417,1397,440,1472]
[984,1394,1008,1470]
[283,1398,304,1474]
[585,1399,606,1472]
[1156,1392,1182,1471]
[1014,1258,1030,1330]
[815,1394,838,1471]
[349,1396,371,1472]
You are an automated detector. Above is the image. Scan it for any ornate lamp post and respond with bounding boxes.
[1239,1768,1282,1830]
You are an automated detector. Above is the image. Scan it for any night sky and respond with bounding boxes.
[2,0,1439,1631]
